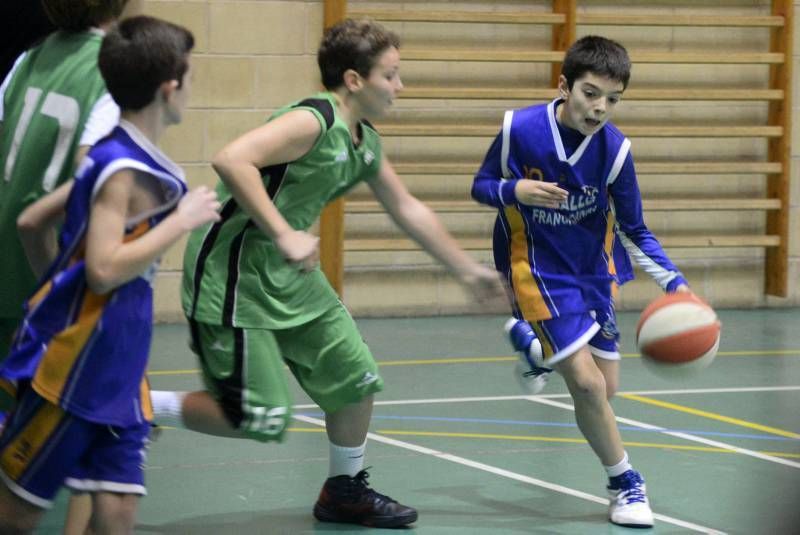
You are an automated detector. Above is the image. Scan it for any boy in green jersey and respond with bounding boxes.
[0,0,130,360]
[152,18,504,529]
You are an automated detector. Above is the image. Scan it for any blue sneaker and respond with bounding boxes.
[607,470,654,528]
[504,318,552,395]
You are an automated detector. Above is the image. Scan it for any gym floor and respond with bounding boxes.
[40,308,800,534]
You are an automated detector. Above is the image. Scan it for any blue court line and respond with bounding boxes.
[297,412,799,442]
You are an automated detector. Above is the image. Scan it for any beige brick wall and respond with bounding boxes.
[143,1,799,320]
[142,1,325,321]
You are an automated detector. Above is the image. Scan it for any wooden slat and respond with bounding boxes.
[633,51,784,64]
[345,238,490,252]
[347,9,566,25]
[402,48,784,64]
[645,199,781,210]
[389,161,782,175]
[346,199,780,214]
[378,124,783,138]
[636,161,783,174]
[344,235,780,252]
[402,49,564,62]
[346,9,783,28]
[578,13,784,27]
[400,87,784,101]
[659,235,781,247]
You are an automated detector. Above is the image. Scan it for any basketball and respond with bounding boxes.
[635,292,721,377]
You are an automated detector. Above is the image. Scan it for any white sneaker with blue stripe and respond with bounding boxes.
[607,469,654,528]
[504,318,552,395]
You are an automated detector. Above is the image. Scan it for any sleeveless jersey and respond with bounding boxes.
[0,121,187,426]
[0,30,109,319]
[472,99,685,321]
[182,92,382,329]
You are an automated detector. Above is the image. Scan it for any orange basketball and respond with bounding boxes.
[635,292,721,377]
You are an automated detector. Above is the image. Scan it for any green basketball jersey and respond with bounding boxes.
[0,30,108,319]
[182,93,383,329]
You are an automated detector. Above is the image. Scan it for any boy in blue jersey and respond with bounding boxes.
[0,16,220,533]
[472,36,691,528]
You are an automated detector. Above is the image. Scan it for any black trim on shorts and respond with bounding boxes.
[188,319,246,429]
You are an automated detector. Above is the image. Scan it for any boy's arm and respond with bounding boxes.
[85,169,220,294]
[17,180,73,277]
[370,156,506,301]
[472,133,566,209]
[211,109,321,271]
[611,155,688,292]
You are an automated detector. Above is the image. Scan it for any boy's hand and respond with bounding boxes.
[275,230,320,272]
[514,181,569,208]
[177,186,222,231]
[458,264,507,304]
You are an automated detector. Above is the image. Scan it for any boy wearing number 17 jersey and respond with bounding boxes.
[0,0,126,361]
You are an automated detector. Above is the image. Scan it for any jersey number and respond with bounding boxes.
[4,87,80,192]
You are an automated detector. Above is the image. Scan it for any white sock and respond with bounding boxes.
[329,439,366,478]
[604,451,632,478]
[150,390,187,428]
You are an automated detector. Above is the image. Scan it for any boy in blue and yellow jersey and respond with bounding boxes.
[150,18,504,529]
[0,16,220,533]
[472,36,691,528]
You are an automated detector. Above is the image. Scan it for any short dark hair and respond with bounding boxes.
[561,35,631,90]
[99,16,194,111]
[41,0,129,32]
[317,18,400,90]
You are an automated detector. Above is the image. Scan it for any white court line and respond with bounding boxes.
[293,413,726,534]
[528,397,800,469]
[293,385,800,410]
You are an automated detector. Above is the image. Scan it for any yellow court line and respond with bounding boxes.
[621,393,800,439]
[149,368,200,376]
[148,349,800,376]
[375,429,800,459]
[158,426,799,459]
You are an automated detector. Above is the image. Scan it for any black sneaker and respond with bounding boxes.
[313,469,418,528]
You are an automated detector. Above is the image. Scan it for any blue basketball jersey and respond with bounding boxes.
[0,120,187,426]
[473,99,686,321]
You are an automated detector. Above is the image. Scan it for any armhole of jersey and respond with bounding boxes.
[501,110,514,179]
[92,158,184,226]
[292,98,335,132]
[606,137,631,186]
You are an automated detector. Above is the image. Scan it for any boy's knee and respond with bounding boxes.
[92,499,137,532]
[570,372,607,401]
[240,405,291,442]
